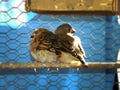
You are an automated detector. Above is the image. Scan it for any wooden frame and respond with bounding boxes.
[0,62,119,69]
[25,0,120,15]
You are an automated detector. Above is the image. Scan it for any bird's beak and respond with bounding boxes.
[72,28,76,33]
[31,34,34,38]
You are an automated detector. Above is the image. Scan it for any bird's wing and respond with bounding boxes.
[57,35,74,52]
[57,34,87,64]
[30,28,62,55]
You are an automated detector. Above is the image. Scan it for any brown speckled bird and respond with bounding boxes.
[30,28,81,65]
[55,23,88,66]
[30,28,61,63]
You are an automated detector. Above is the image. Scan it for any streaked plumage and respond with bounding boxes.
[30,28,81,65]
[30,28,61,63]
[55,23,88,66]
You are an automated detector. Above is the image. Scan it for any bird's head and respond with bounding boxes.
[31,29,39,39]
[55,23,76,35]
[31,28,51,39]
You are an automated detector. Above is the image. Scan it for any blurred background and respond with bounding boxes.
[0,0,120,90]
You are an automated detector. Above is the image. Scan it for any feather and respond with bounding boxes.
[30,28,81,65]
[55,23,88,66]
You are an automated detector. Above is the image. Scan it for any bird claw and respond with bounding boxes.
[34,60,39,72]
[77,68,80,71]
[48,68,59,73]
[34,68,37,72]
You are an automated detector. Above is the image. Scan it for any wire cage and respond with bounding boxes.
[0,0,120,90]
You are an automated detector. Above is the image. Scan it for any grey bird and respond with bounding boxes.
[55,23,88,66]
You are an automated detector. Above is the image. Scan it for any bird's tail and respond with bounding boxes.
[78,55,88,66]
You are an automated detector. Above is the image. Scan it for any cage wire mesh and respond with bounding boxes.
[0,0,120,90]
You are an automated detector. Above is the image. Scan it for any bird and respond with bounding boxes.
[30,28,82,65]
[55,23,88,66]
[30,28,62,64]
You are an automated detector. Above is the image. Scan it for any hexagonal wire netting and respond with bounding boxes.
[0,0,120,90]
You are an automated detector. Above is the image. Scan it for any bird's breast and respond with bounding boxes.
[31,50,58,63]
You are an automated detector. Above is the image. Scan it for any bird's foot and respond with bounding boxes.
[34,60,39,72]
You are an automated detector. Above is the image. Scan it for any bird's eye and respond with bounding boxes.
[68,28,71,32]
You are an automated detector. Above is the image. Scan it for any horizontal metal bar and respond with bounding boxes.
[0,62,120,69]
